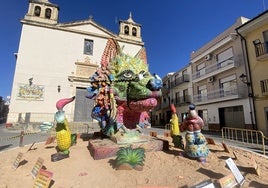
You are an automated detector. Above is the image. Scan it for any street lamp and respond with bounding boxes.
[239,73,251,86]
[57,85,61,93]
[28,77,33,86]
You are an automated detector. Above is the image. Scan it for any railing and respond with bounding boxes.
[193,84,248,104]
[170,74,190,88]
[221,127,266,155]
[48,122,100,137]
[254,42,268,57]
[173,95,191,105]
[192,56,241,80]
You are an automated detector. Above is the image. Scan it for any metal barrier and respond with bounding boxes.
[69,122,100,134]
[221,127,266,155]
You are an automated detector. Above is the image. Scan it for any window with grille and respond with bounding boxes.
[260,79,268,94]
[84,39,93,55]
[220,75,237,96]
[175,92,180,104]
[216,47,234,67]
[197,63,205,77]
[198,85,207,101]
[183,89,189,102]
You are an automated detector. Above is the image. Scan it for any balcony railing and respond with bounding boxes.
[172,95,191,105]
[170,74,190,88]
[192,56,240,81]
[193,84,248,104]
[254,42,268,60]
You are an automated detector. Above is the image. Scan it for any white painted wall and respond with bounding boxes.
[8,23,143,123]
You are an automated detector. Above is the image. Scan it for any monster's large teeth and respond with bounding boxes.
[56,96,75,110]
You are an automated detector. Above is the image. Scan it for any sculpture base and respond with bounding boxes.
[88,134,168,160]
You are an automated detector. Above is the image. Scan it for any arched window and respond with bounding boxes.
[45,8,52,19]
[132,27,137,36]
[124,26,129,35]
[34,6,41,17]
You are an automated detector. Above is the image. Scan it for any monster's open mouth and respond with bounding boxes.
[115,97,158,111]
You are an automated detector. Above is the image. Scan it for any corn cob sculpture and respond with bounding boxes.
[170,104,184,149]
[51,96,75,162]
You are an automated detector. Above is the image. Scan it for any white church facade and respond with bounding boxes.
[7,0,144,124]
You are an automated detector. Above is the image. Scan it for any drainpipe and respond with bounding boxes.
[236,30,257,130]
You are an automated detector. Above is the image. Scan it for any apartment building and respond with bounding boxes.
[190,17,254,131]
[154,16,256,130]
[152,64,192,127]
[236,10,268,136]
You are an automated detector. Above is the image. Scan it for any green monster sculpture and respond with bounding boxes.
[87,39,163,143]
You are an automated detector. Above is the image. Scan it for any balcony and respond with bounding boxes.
[193,84,248,105]
[170,74,190,88]
[192,56,241,82]
[254,42,268,61]
[174,95,191,106]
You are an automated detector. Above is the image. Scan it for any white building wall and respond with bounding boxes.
[8,23,142,123]
[198,98,252,125]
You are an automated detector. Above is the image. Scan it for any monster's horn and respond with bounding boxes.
[56,96,75,110]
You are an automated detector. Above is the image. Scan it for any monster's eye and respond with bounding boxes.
[124,72,133,78]
[143,72,150,78]
[138,71,150,80]
[117,70,134,80]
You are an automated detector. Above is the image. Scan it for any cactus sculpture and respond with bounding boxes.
[115,146,145,170]
[51,96,75,162]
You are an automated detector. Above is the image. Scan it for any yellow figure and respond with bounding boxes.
[170,104,180,136]
[55,118,71,152]
[170,104,184,149]
[51,96,75,162]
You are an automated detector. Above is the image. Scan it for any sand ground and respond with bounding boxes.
[0,135,268,188]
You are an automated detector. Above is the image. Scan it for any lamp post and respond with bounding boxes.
[239,73,251,86]
[28,77,33,86]
[57,85,61,93]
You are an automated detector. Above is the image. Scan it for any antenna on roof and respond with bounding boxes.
[263,0,266,10]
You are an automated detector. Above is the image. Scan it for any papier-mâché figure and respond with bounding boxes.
[87,39,162,143]
[181,104,209,163]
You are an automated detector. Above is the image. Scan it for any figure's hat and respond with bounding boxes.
[189,103,195,110]
[188,103,198,118]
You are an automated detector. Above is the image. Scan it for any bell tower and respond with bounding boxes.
[119,12,142,42]
[24,0,59,25]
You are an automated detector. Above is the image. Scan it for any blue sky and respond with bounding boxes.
[0,0,267,100]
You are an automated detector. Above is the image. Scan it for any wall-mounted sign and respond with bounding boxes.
[17,84,44,100]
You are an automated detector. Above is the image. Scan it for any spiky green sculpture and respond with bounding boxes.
[115,146,145,170]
